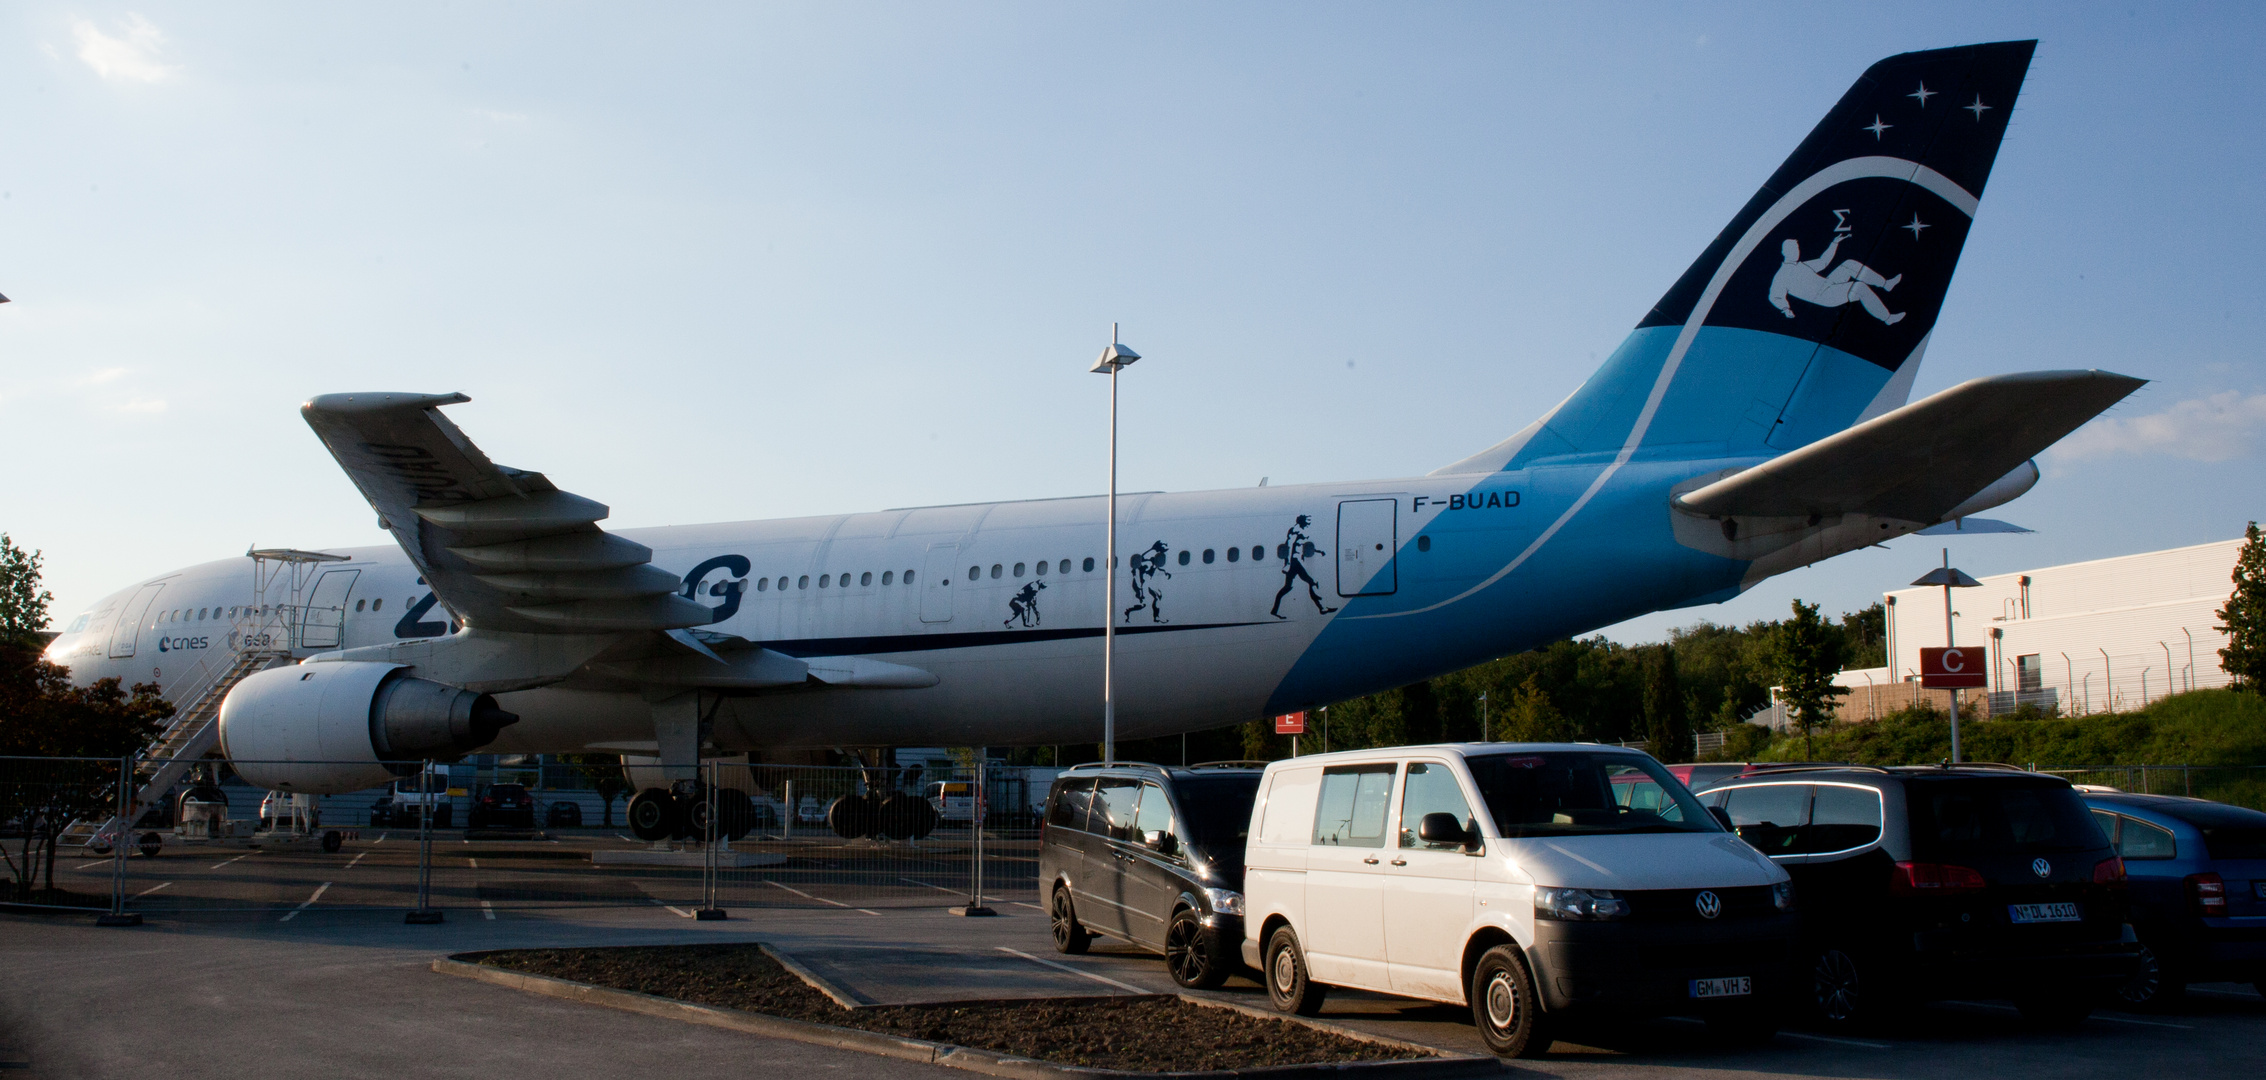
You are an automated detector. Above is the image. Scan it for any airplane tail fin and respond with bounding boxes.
[1438,41,2037,474]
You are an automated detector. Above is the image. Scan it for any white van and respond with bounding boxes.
[1242,744,1796,1057]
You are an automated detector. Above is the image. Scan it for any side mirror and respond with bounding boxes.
[1417,812,1467,846]
[1709,806,1735,831]
[1149,831,1179,857]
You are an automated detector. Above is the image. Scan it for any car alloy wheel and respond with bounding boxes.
[1166,908,1227,989]
[1051,888,1091,955]
[1814,947,1863,1025]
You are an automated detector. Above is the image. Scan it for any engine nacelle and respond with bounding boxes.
[217,661,519,794]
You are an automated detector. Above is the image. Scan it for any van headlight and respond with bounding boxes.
[1534,887,1629,921]
[1772,881,1794,911]
[1203,888,1245,917]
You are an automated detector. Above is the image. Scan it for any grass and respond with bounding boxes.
[1739,689,2266,770]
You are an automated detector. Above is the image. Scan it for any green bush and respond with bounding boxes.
[1746,689,2266,769]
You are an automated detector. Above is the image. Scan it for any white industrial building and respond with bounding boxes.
[1825,536,2246,721]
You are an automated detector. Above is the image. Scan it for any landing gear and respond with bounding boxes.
[320,830,343,854]
[137,832,162,858]
[627,788,679,842]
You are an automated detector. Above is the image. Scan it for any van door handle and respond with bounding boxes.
[1389,858,1408,866]
[1362,856,1380,865]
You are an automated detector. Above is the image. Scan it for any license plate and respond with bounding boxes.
[1689,976,1751,999]
[2008,902,2082,923]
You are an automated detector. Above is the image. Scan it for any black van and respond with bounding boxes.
[1700,765,2139,1028]
[1040,762,1266,988]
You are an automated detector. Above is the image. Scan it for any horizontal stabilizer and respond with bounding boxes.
[1673,370,2143,523]
[1916,517,2031,535]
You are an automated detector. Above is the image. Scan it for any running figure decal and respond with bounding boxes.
[1768,212,1905,325]
[1122,541,1174,624]
[1272,514,1337,619]
[1004,580,1046,628]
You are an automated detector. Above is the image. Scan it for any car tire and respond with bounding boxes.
[1266,926,1330,1017]
[627,788,678,842]
[2013,990,2094,1028]
[1810,944,1881,1029]
[2115,940,2185,1011]
[1166,908,1230,990]
[1470,943,1551,1058]
[1051,887,1092,955]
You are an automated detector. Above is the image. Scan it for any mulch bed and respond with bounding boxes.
[477,944,1422,1072]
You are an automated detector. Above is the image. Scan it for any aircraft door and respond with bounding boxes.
[107,583,167,659]
[920,544,957,623]
[1336,499,1398,597]
[297,570,361,650]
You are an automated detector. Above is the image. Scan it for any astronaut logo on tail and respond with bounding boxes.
[1768,214,1905,325]
[1004,580,1046,628]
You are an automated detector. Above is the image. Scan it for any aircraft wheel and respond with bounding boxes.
[827,794,877,839]
[877,794,938,840]
[717,790,755,841]
[137,832,162,858]
[321,830,343,854]
[627,788,678,842]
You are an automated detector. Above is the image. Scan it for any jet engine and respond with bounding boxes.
[216,662,518,794]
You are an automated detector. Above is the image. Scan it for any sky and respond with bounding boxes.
[2,3,2261,647]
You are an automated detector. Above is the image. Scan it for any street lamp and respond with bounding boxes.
[1091,325,1141,764]
[1911,549,1983,762]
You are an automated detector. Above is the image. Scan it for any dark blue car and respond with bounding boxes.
[2081,790,2266,1008]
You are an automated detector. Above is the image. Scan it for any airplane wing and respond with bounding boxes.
[1672,370,2144,524]
[300,392,711,634]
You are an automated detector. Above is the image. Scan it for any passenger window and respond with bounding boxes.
[2090,809,2120,847]
[1134,783,1177,849]
[1048,779,1095,831]
[1096,779,1143,842]
[355,599,366,612]
[777,577,789,591]
[1177,550,1191,566]
[1799,785,1883,854]
[881,571,892,586]
[968,566,979,581]
[757,578,769,592]
[2119,816,2177,860]
[904,570,915,584]
[1313,764,1395,848]
[1013,563,1025,578]
[1083,557,1095,572]
[1277,543,1288,560]
[1417,536,1431,552]
[1227,547,1240,563]
[819,575,830,588]
[1202,549,1215,564]
[797,576,809,590]
[1034,561,1046,577]
[991,564,1003,579]
[370,599,382,612]
[1723,785,1810,856]
[1399,762,1474,850]
[861,572,872,586]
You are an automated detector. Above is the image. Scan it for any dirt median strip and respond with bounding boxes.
[435,946,1501,1078]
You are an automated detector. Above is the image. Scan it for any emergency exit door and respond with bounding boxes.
[297,569,361,649]
[107,583,167,659]
[921,544,958,623]
[1336,499,1398,597]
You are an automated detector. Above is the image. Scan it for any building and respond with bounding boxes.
[1824,536,2244,722]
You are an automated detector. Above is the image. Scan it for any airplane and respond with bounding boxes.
[43,41,2141,839]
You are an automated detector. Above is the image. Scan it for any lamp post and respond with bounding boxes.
[1091,326,1141,765]
[1911,549,1983,762]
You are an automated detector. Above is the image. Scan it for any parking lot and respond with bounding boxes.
[5,828,2260,1079]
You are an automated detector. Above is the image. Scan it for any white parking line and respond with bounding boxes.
[767,881,880,915]
[995,947,1149,994]
[481,900,496,921]
[1012,902,1046,912]
[210,852,254,870]
[2189,986,2262,998]
[373,833,387,844]
[1777,1030,1892,1049]
[468,857,478,869]
[2089,1013,2195,1030]
[133,882,172,899]
[345,852,368,869]
[617,834,636,843]
[279,882,332,922]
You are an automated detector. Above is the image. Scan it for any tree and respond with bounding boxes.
[1772,600,1849,758]
[559,754,632,827]
[1499,675,1572,742]
[2220,521,2266,692]
[0,535,52,647]
[1643,646,1694,763]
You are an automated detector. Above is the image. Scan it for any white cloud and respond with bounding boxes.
[73,14,178,84]
[114,397,168,415]
[2050,390,2266,463]
[471,108,530,124]
[78,367,129,385]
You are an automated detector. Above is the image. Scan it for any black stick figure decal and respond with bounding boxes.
[1004,580,1046,628]
[1122,541,1173,624]
[1272,514,1337,619]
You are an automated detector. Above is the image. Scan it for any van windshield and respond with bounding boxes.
[1174,776,1263,855]
[1464,752,1719,838]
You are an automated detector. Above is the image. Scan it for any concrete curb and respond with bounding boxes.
[433,954,1503,1078]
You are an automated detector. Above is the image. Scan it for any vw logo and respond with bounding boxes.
[2031,858,2051,879]
[1695,890,1722,919]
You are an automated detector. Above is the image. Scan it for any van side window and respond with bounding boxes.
[1313,764,1395,847]
[1096,778,1144,842]
[1797,785,1883,854]
[2117,815,2177,860]
[1723,784,1810,856]
[1049,779,1095,831]
[1398,762,1473,850]
[1134,782,1176,847]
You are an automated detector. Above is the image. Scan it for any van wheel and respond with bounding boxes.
[1050,888,1092,955]
[1470,944,1551,1058]
[2115,940,2185,1010]
[1266,927,1328,1016]
[1166,908,1229,989]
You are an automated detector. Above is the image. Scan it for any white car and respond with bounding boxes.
[1240,744,1795,1057]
